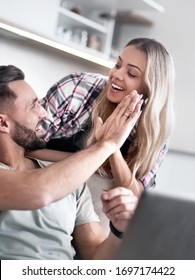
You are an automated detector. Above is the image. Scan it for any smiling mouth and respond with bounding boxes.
[112,83,125,91]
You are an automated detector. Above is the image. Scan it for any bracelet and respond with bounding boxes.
[109,221,124,239]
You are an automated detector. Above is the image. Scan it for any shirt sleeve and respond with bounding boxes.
[40,72,107,142]
[75,183,100,227]
[40,73,80,142]
[139,143,168,189]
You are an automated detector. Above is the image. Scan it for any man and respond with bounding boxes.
[0,65,142,259]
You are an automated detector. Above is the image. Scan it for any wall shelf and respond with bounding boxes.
[0,19,115,69]
[58,7,108,33]
[0,0,165,68]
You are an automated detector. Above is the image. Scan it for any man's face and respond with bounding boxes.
[7,80,48,151]
[11,120,46,151]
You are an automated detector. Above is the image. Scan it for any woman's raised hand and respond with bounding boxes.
[95,91,143,149]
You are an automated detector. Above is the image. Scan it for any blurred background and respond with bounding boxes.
[0,0,194,196]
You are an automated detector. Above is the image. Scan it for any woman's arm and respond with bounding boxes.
[109,150,144,197]
[25,149,73,162]
[93,92,144,197]
[26,147,143,197]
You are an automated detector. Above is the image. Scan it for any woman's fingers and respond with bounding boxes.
[113,90,142,118]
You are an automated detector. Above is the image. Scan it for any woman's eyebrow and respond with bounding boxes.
[118,56,143,73]
[127,63,143,73]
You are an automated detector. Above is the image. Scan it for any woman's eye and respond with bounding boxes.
[128,72,137,77]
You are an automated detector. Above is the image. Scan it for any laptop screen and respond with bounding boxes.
[116,190,195,260]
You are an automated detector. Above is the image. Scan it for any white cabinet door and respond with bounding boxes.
[0,0,59,38]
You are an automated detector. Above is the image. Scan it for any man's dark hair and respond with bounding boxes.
[0,65,25,113]
[0,65,25,84]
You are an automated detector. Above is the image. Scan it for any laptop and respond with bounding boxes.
[116,190,195,260]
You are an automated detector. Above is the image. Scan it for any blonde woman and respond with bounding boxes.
[32,38,175,197]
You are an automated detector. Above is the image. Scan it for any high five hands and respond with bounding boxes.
[95,90,143,149]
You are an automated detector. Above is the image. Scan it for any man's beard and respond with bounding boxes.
[11,120,46,151]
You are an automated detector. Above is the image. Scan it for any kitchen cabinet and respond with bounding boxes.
[54,0,164,60]
[0,0,58,38]
[55,0,115,59]
[0,0,164,68]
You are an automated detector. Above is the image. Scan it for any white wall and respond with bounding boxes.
[0,0,195,195]
[117,0,195,154]
[156,152,195,196]
[114,0,195,195]
[0,30,109,98]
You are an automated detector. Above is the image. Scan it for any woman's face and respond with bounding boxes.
[107,45,147,104]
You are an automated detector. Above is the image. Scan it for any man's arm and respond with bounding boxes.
[73,187,138,259]
[0,141,115,210]
[0,93,142,210]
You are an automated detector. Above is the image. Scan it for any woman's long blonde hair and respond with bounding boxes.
[87,38,175,181]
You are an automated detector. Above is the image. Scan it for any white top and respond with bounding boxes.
[0,159,99,259]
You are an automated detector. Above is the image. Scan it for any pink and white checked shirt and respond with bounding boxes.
[40,72,168,189]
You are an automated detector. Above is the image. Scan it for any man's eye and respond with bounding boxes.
[32,102,37,108]
[115,63,120,69]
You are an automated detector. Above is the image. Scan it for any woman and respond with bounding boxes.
[33,38,175,197]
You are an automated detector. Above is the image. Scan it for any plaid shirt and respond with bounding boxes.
[40,72,168,189]
[41,72,107,141]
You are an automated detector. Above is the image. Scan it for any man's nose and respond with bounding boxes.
[39,104,48,119]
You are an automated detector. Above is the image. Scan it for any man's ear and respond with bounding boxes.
[0,114,10,133]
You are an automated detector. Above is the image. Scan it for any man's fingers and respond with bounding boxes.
[94,117,103,132]
[94,117,103,141]
[101,187,134,201]
[101,187,138,214]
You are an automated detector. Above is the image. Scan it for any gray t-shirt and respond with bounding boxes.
[0,159,99,259]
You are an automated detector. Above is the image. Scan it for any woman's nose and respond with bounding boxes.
[113,69,124,81]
